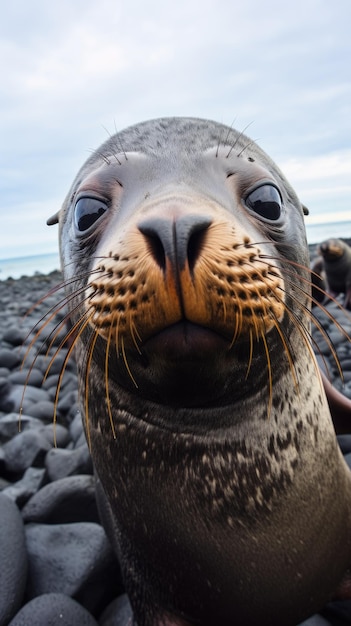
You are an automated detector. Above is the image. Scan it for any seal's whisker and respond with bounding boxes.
[19,301,91,434]
[21,281,91,364]
[91,149,111,166]
[51,326,84,447]
[260,328,273,419]
[283,287,342,381]
[228,288,245,347]
[260,253,351,323]
[121,336,138,388]
[244,329,254,380]
[42,307,93,382]
[280,298,322,372]
[101,125,122,165]
[21,277,77,319]
[228,259,273,348]
[115,316,121,354]
[302,305,344,383]
[274,288,336,384]
[84,324,99,451]
[221,297,227,324]
[271,313,299,395]
[21,288,93,390]
[226,122,253,158]
[112,121,128,162]
[130,318,142,355]
[257,255,351,357]
[105,324,117,440]
[275,275,348,382]
[237,139,258,158]
[41,289,96,361]
[216,118,236,157]
[251,310,261,342]
[22,267,102,320]
[21,308,64,368]
[285,274,351,350]
[43,316,75,360]
[36,306,96,447]
[19,307,83,429]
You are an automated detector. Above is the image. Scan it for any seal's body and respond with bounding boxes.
[49,118,351,626]
[318,238,351,310]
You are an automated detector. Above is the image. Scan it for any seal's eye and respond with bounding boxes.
[245,185,282,221]
[74,198,108,232]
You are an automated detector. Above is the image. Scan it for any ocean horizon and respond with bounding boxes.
[0,252,61,281]
[0,219,350,281]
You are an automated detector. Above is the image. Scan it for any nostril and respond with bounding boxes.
[138,218,171,272]
[144,232,166,271]
[187,226,209,273]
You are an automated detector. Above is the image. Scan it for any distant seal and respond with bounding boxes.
[310,256,327,306]
[48,118,351,626]
[317,238,351,310]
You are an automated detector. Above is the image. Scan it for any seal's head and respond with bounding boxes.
[44,118,351,626]
[319,238,347,261]
[54,118,309,412]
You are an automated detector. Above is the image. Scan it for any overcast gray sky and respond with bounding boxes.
[1,0,351,259]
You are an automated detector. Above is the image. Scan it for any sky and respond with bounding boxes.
[1,0,351,259]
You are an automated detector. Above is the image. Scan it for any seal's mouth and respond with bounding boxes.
[142,321,231,360]
[120,320,248,408]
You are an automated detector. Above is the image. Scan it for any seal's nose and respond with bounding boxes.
[138,215,212,274]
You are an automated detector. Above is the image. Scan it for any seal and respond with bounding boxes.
[46,118,351,626]
[310,256,327,306]
[315,238,351,310]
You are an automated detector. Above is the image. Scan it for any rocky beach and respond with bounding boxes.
[0,241,351,626]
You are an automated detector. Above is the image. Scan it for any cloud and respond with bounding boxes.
[279,150,351,218]
[282,150,351,186]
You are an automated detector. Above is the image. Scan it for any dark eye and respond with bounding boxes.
[245,185,282,221]
[74,198,108,232]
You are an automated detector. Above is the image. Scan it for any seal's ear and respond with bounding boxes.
[302,205,309,216]
[47,212,60,226]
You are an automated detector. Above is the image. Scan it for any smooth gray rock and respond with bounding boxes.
[0,412,43,442]
[0,348,21,369]
[1,326,29,347]
[0,494,28,625]
[43,423,70,448]
[1,383,50,414]
[2,467,46,507]
[99,594,134,626]
[56,390,79,415]
[2,428,52,473]
[7,593,98,626]
[25,522,121,614]
[8,367,44,386]
[22,399,56,422]
[22,475,99,524]
[45,444,93,481]
[69,411,84,443]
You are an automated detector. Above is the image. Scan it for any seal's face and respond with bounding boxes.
[319,238,345,261]
[59,118,309,409]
